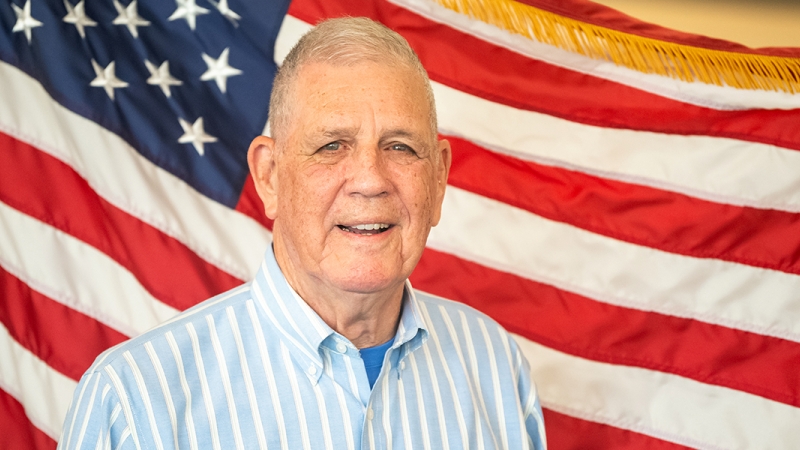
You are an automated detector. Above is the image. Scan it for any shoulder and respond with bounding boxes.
[412,289,521,355]
[413,289,508,333]
[85,282,252,374]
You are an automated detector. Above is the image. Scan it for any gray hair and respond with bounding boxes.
[268,17,437,143]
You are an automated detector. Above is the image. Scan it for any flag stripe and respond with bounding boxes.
[432,82,800,213]
[0,132,243,311]
[446,134,800,275]
[0,199,177,337]
[430,187,800,343]
[0,321,77,441]
[541,409,693,450]
[512,333,800,450]
[411,248,800,408]
[0,266,127,382]
[393,0,800,111]
[0,60,267,282]
[290,0,800,122]
[0,388,57,450]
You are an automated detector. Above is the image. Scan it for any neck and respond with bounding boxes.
[273,244,404,349]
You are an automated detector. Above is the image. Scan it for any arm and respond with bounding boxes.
[58,369,139,450]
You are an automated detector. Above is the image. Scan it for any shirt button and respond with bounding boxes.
[367,408,374,420]
[399,361,406,370]
[308,365,317,376]
[336,342,347,354]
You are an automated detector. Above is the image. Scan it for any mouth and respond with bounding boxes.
[337,223,393,236]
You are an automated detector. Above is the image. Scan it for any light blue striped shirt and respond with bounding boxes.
[59,247,546,449]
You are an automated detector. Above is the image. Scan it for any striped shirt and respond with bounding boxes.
[58,247,547,450]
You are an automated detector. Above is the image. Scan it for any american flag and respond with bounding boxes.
[2,0,799,448]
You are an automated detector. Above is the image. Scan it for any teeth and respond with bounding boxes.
[352,223,389,231]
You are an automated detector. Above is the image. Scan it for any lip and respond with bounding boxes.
[336,222,395,236]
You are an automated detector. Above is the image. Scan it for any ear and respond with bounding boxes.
[247,135,279,219]
[431,138,452,227]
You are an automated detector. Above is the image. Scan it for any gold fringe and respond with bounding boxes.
[432,0,800,94]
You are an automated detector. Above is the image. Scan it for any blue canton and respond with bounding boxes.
[1,0,290,206]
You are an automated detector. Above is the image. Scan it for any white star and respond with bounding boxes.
[112,0,150,38]
[208,0,240,26]
[145,60,183,97]
[168,0,210,31]
[200,48,242,93]
[63,0,97,39]
[90,59,129,100]
[178,117,217,155]
[12,0,43,44]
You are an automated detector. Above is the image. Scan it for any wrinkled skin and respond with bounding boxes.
[248,61,451,347]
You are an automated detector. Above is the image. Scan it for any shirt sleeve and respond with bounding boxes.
[58,369,139,450]
[515,341,548,450]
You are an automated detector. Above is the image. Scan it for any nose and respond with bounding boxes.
[345,144,391,198]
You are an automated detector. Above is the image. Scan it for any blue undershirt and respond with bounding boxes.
[360,337,395,389]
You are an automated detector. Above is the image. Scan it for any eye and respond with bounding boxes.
[319,141,341,152]
[389,143,415,154]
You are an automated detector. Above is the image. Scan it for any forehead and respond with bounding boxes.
[287,61,432,136]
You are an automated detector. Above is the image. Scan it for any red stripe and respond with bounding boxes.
[410,248,800,408]
[0,266,127,381]
[0,388,56,450]
[445,135,800,275]
[235,174,275,230]
[289,0,800,152]
[0,132,242,312]
[543,409,693,450]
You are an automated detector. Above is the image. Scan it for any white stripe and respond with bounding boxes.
[433,82,800,213]
[478,318,508,450]
[74,375,102,450]
[226,307,267,450]
[275,15,800,213]
[422,304,469,449]
[323,351,355,450]
[0,199,178,337]
[279,342,312,450]
[62,371,95,448]
[104,366,141,449]
[101,384,111,404]
[262,260,319,353]
[206,315,245,450]
[381,371,393,450]
[311,377,334,450]
[0,60,269,282]
[166,331,200,450]
[144,342,180,450]
[251,277,320,366]
[429,186,800,343]
[343,350,361,400]
[397,375,414,448]
[407,353,432,450]
[459,311,496,448]
[113,428,131,450]
[122,351,165,450]
[392,0,800,111]
[0,318,77,441]
[439,305,488,449]
[246,301,289,450]
[513,333,800,450]
[420,335,449,449]
[186,322,221,450]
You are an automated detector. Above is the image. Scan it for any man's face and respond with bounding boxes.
[252,61,450,297]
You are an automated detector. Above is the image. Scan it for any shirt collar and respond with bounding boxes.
[250,246,429,383]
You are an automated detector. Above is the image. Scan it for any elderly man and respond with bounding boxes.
[59,17,546,450]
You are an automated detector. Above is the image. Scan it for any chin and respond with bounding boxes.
[328,267,405,295]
